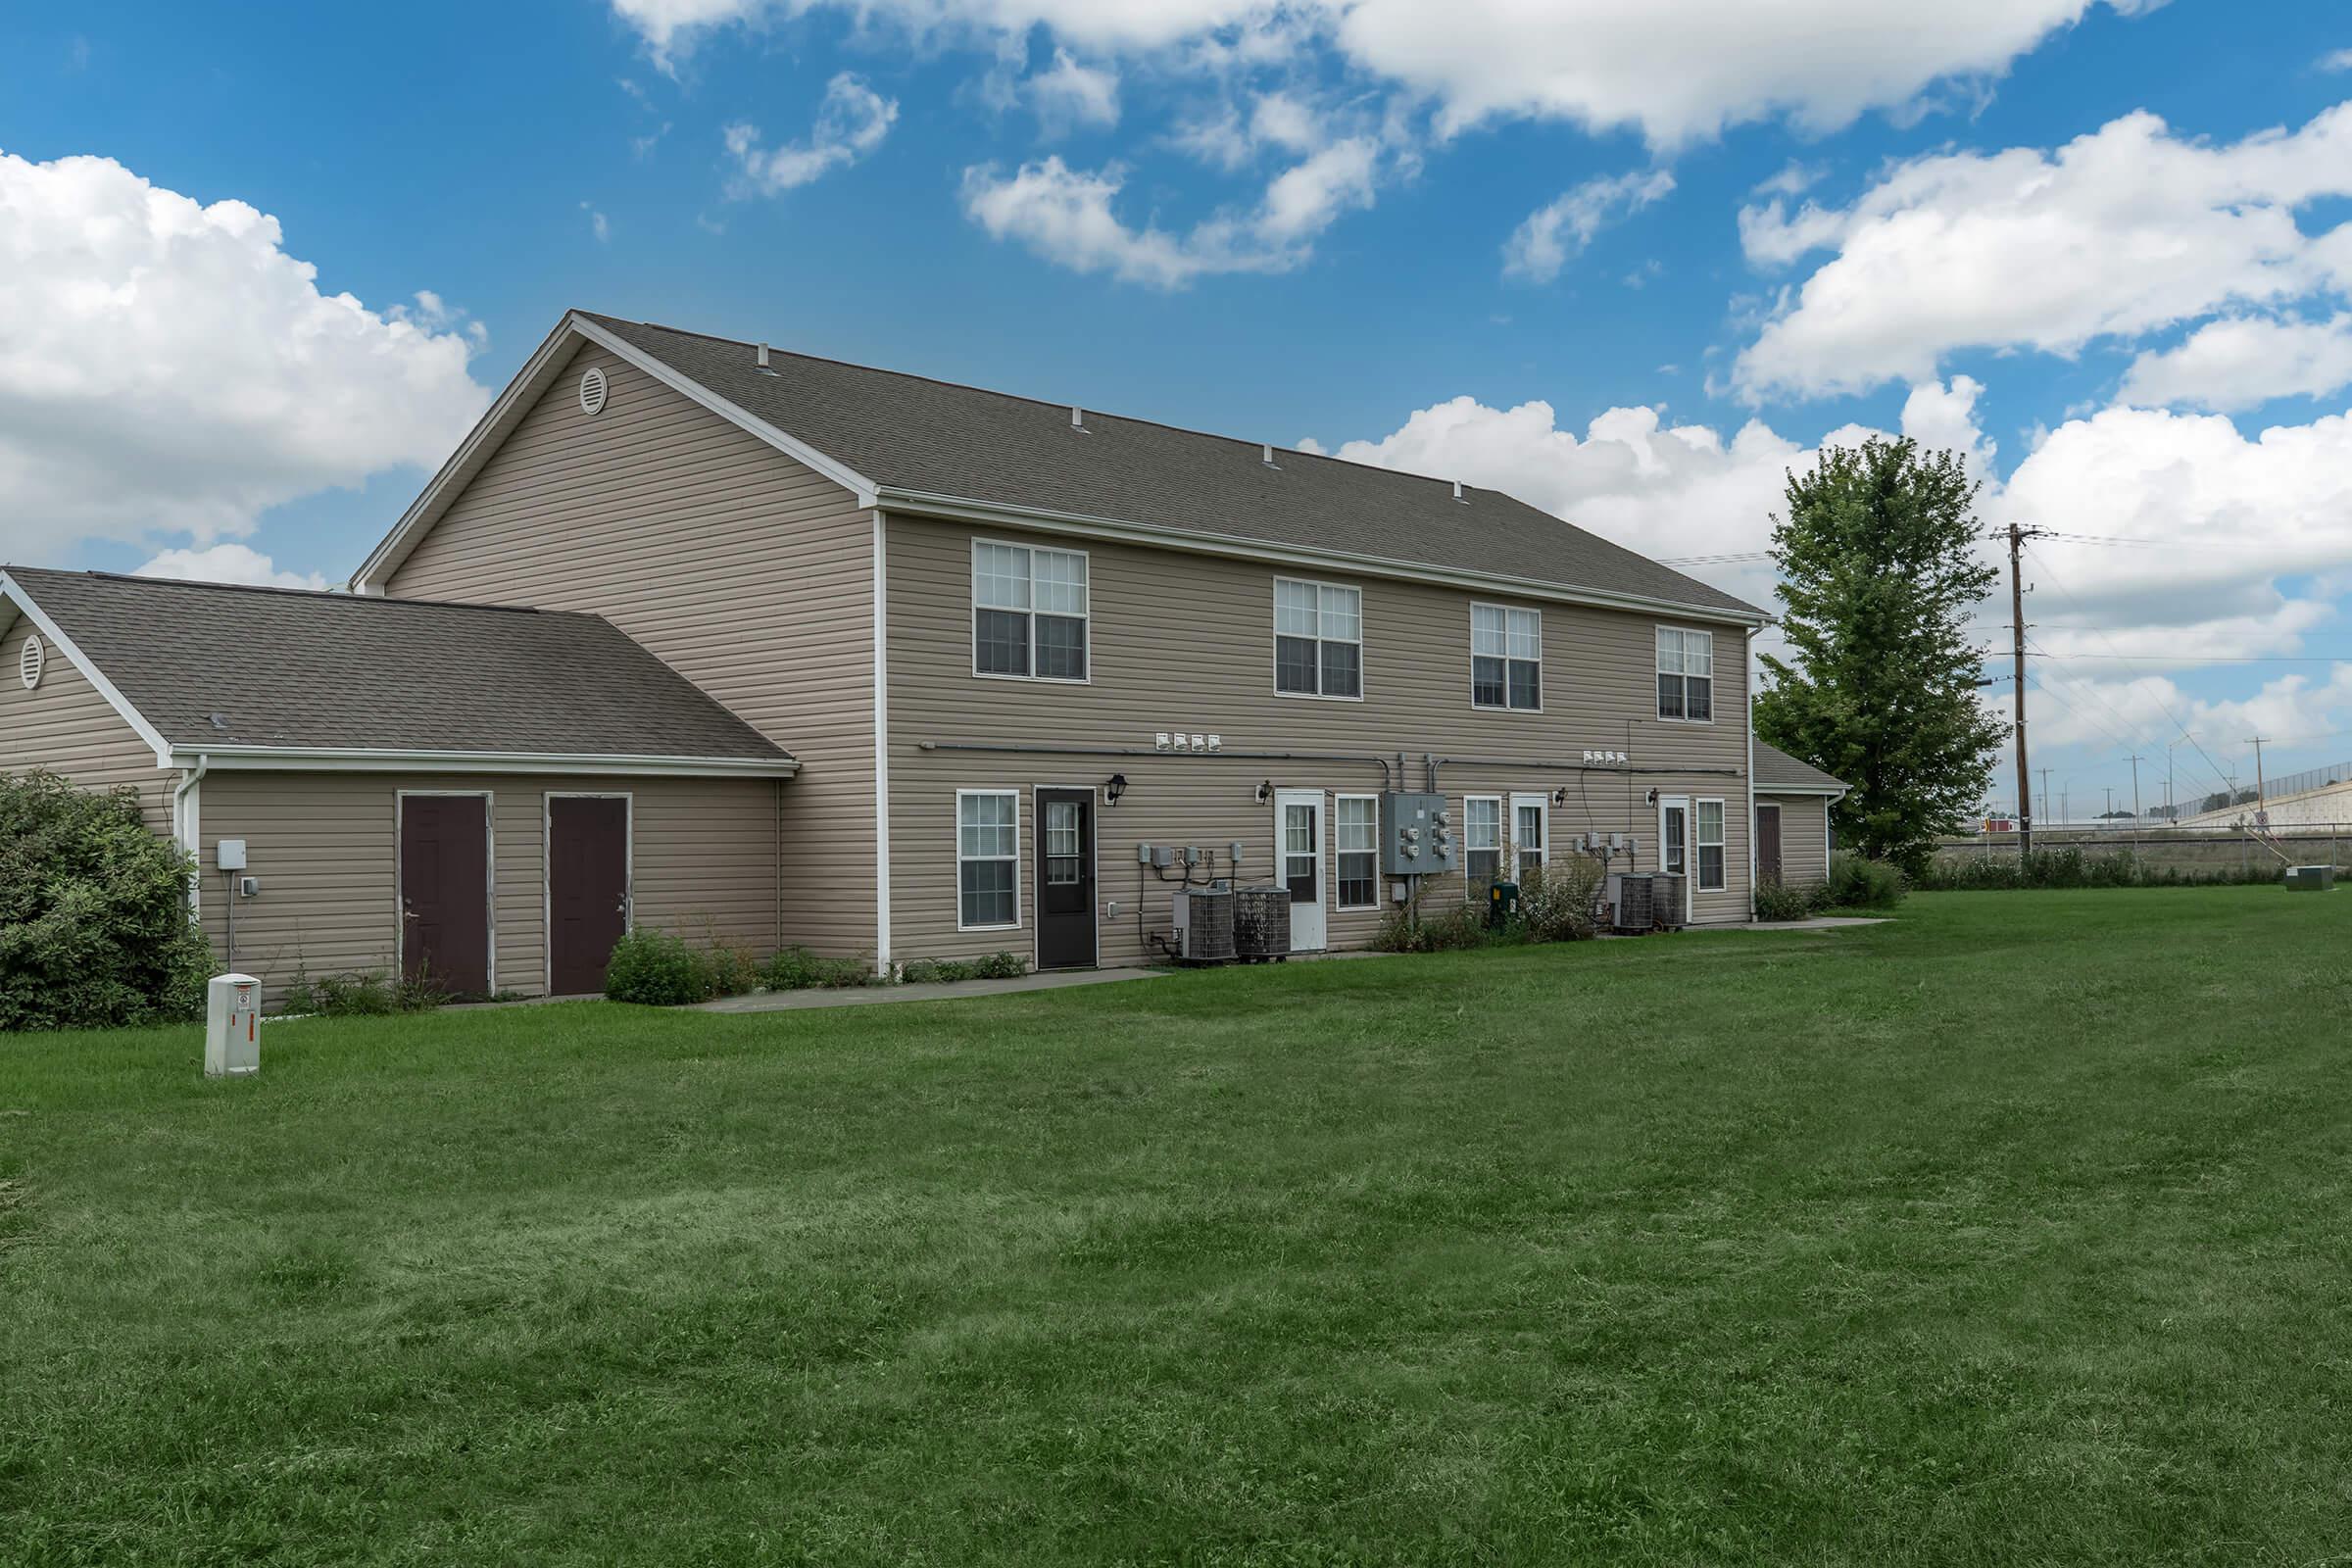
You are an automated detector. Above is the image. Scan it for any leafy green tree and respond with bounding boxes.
[1755,437,2007,875]
[0,772,213,1030]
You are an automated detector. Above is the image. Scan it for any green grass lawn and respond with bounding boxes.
[5,890,2350,1565]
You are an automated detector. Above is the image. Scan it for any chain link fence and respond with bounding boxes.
[1935,823,2350,878]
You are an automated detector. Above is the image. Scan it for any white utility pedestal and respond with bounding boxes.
[206,973,261,1078]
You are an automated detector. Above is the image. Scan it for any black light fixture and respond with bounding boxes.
[1255,779,1274,804]
[1551,787,1569,807]
[1104,772,1129,807]
[1645,787,1660,806]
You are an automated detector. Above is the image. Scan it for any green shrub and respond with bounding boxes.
[1826,853,1906,909]
[0,773,213,1031]
[1911,845,2284,892]
[703,943,762,999]
[1752,877,1829,922]
[971,951,1028,980]
[1373,897,1490,954]
[763,947,880,990]
[604,928,712,1006]
[1515,856,1603,943]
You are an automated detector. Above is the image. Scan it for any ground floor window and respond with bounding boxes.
[1336,795,1379,909]
[1465,796,1502,891]
[1696,798,1727,891]
[957,790,1019,929]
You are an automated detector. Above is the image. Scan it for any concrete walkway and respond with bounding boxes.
[694,965,1170,1013]
[1738,916,1891,933]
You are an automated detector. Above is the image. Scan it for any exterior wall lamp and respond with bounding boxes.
[1255,780,1274,804]
[1105,773,1129,807]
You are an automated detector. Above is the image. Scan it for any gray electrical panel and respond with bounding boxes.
[1380,791,1456,875]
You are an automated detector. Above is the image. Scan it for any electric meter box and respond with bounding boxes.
[1380,791,1456,875]
[206,972,261,1078]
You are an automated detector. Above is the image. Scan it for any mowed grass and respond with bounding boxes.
[4,891,2350,1565]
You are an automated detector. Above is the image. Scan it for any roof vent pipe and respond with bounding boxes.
[1071,405,1086,430]
[1452,479,1465,502]
[1262,443,1278,466]
[757,342,770,368]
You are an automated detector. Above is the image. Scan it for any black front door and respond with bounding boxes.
[400,794,490,996]
[1035,788,1097,968]
[549,796,630,995]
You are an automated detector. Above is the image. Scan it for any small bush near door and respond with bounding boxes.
[0,772,213,1031]
[1752,877,1830,922]
[762,947,883,991]
[604,929,715,1006]
[899,952,1029,985]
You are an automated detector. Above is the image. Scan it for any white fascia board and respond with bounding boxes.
[351,318,586,591]
[0,572,177,766]
[566,316,880,505]
[1758,785,1848,798]
[874,488,1772,630]
[174,745,799,779]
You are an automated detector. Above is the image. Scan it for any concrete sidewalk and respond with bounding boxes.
[1738,916,1890,933]
[695,965,1170,1013]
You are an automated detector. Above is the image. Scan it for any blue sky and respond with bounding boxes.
[5,1,2352,816]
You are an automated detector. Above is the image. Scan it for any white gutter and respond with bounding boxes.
[172,746,799,779]
[172,753,208,914]
[1744,627,1757,919]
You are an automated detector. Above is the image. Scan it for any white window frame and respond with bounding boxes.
[971,537,1091,685]
[1271,576,1365,702]
[1656,625,1716,723]
[1463,794,1503,893]
[1470,603,1543,712]
[1334,793,1381,911]
[1509,792,1549,881]
[955,788,1023,932]
[1696,797,1728,892]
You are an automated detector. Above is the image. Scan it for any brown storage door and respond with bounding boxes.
[399,794,491,995]
[1756,803,1783,884]
[549,796,631,995]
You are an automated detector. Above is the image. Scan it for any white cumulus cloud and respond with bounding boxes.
[2117,315,2352,411]
[1503,169,1674,283]
[0,151,490,566]
[1028,49,1120,135]
[723,73,898,196]
[1734,103,2352,400]
[135,543,331,591]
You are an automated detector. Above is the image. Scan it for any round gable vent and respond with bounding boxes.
[19,632,43,691]
[579,366,610,416]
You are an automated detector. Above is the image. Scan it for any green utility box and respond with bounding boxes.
[1487,880,1520,927]
[2283,865,2336,892]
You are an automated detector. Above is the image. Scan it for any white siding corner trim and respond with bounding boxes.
[872,511,893,969]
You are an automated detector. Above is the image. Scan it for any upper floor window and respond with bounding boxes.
[1656,627,1713,721]
[1472,605,1542,710]
[974,540,1088,681]
[1274,578,1362,699]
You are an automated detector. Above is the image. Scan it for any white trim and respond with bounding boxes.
[1695,796,1728,893]
[872,511,893,968]
[543,791,633,997]
[173,757,206,918]
[1654,624,1718,725]
[1744,627,1757,916]
[1032,782,1102,968]
[395,789,496,995]
[970,535,1092,685]
[1273,787,1328,952]
[1271,575,1365,703]
[1470,603,1544,714]
[1462,793,1504,895]
[955,787,1022,934]
[0,572,176,764]
[170,745,796,778]
[883,489,1768,629]
[1333,792,1381,911]
[1657,795,1691,923]
[1509,792,1549,880]
[1755,784,1847,798]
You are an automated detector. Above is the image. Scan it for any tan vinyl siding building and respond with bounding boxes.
[883,514,1755,966]
[1757,795,1833,887]
[383,341,877,958]
[194,771,780,1006]
[0,618,171,832]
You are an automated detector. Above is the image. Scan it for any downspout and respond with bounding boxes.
[1745,626,1758,920]
[172,753,208,927]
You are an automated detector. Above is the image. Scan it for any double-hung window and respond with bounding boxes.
[1335,796,1379,910]
[1656,627,1714,721]
[973,540,1088,681]
[1464,797,1502,891]
[1695,799,1727,891]
[1472,605,1542,710]
[1274,578,1362,698]
[956,790,1020,929]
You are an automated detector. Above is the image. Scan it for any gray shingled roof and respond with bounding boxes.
[582,314,1763,621]
[1754,739,1848,794]
[3,567,792,763]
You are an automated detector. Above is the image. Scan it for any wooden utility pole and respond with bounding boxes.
[2248,736,2271,821]
[2007,524,2038,857]
[2128,754,2144,859]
